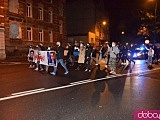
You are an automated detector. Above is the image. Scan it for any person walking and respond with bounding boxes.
[128,44,135,64]
[107,42,119,74]
[84,43,93,72]
[27,45,35,68]
[146,45,154,69]
[64,43,74,66]
[50,41,69,75]
[75,43,85,70]
[96,43,107,65]
[34,45,43,71]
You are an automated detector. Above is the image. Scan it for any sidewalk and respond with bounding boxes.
[0,57,27,63]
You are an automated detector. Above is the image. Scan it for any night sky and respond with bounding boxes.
[104,0,160,44]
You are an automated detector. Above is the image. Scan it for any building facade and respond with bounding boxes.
[0,0,66,60]
[66,0,110,46]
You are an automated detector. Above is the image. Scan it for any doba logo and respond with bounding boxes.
[134,110,160,120]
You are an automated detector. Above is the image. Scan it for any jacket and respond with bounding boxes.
[56,46,64,59]
[108,46,119,58]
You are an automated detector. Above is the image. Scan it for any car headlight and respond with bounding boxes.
[128,53,131,56]
[133,53,137,58]
[137,52,141,56]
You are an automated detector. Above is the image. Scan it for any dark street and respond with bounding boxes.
[0,60,160,120]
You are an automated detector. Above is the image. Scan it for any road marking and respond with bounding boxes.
[0,67,160,102]
[12,88,45,96]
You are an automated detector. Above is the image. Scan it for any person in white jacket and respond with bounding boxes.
[107,42,119,74]
[146,45,154,68]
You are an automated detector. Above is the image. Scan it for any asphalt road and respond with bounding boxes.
[0,60,160,120]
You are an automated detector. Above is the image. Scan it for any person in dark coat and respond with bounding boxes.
[84,43,93,72]
[128,44,135,64]
[50,41,69,75]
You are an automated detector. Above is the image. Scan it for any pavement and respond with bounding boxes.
[0,59,160,120]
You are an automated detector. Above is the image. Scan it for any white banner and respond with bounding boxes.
[33,51,57,66]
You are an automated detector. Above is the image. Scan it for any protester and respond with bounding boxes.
[128,44,135,64]
[45,46,52,73]
[96,43,108,65]
[146,45,154,68]
[34,45,43,71]
[153,45,159,65]
[84,43,93,72]
[107,42,119,74]
[64,43,74,66]
[75,43,85,70]
[72,42,79,65]
[39,43,45,71]
[121,45,128,65]
[27,45,35,68]
[50,41,69,75]
[90,46,98,65]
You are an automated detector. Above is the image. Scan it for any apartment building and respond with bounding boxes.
[0,0,66,59]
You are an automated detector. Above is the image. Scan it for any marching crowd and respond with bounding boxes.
[28,41,160,75]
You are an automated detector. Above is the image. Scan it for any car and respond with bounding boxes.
[133,49,145,59]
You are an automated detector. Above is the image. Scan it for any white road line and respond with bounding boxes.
[12,88,45,96]
[0,67,160,102]
[0,84,75,101]
[70,79,91,84]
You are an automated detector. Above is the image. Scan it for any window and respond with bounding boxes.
[38,8,43,20]
[49,31,53,42]
[9,23,19,38]
[26,3,32,17]
[39,29,43,42]
[48,11,52,23]
[9,0,19,13]
[27,27,32,41]
[59,21,63,34]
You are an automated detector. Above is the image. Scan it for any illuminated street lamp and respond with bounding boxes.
[121,31,125,35]
[102,21,106,26]
[99,20,107,42]
[95,20,107,46]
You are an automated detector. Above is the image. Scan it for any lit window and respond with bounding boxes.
[39,29,43,42]
[27,27,32,41]
[49,31,53,42]
[26,3,32,17]
[38,8,43,20]
[48,11,52,23]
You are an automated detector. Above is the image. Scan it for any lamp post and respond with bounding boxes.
[95,20,107,45]
[98,20,106,45]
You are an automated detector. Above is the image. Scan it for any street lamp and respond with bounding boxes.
[148,0,157,44]
[102,21,106,26]
[98,20,107,44]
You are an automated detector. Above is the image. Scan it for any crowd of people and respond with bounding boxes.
[27,41,160,75]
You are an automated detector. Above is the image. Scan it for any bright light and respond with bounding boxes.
[145,39,150,44]
[102,21,106,25]
[121,31,125,34]
[137,52,142,57]
[128,53,131,56]
[140,46,144,50]
[133,53,137,58]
